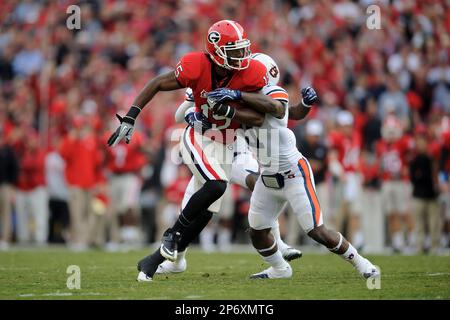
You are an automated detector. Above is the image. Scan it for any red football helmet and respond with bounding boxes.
[205,20,252,70]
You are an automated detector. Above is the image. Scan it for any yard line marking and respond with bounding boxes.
[427,273,450,276]
[42,292,73,296]
[18,292,107,297]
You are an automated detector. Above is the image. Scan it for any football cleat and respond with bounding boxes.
[137,271,152,282]
[155,259,187,274]
[357,258,380,279]
[250,265,292,279]
[281,247,302,261]
[160,229,182,262]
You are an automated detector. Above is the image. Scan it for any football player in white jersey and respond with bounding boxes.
[154,54,302,275]
[207,54,379,280]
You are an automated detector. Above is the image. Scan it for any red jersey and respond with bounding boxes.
[359,153,379,186]
[442,131,450,173]
[17,149,46,191]
[375,135,413,181]
[60,133,102,189]
[106,132,146,174]
[328,130,362,172]
[174,52,267,143]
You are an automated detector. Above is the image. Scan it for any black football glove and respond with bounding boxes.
[301,86,318,107]
[207,88,242,104]
[211,103,236,119]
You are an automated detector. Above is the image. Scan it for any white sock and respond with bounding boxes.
[218,228,231,252]
[262,250,290,270]
[200,227,215,252]
[271,226,288,251]
[392,231,404,249]
[340,243,363,267]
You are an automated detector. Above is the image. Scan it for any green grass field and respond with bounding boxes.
[0,248,449,300]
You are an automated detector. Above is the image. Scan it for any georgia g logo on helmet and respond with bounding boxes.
[207,31,221,44]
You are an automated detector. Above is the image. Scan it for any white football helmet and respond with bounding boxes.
[251,53,280,86]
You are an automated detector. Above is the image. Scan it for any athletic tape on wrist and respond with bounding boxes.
[126,105,142,119]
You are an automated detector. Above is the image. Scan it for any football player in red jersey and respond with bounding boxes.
[107,20,275,281]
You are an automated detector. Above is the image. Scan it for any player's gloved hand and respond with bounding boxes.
[301,86,318,108]
[211,103,236,119]
[185,111,212,132]
[207,88,242,104]
[107,114,135,146]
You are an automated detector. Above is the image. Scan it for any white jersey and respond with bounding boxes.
[247,85,303,174]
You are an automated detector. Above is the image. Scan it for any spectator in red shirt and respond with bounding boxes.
[45,135,70,244]
[358,150,384,253]
[105,130,147,249]
[15,134,48,245]
[410,125,441,254]
[60,116,102,250]
[328,110,365,250]
[376,116,415,253]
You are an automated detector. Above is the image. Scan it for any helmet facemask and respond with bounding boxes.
[214,39,251,70]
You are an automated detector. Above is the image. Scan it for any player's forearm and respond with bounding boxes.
[240,92,285,118]
[288,102,311,120]
[234,108,265,127]
[121,71,182,124]
[131,81,160,110]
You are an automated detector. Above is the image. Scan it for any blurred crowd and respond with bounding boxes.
[0,0,449,254]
